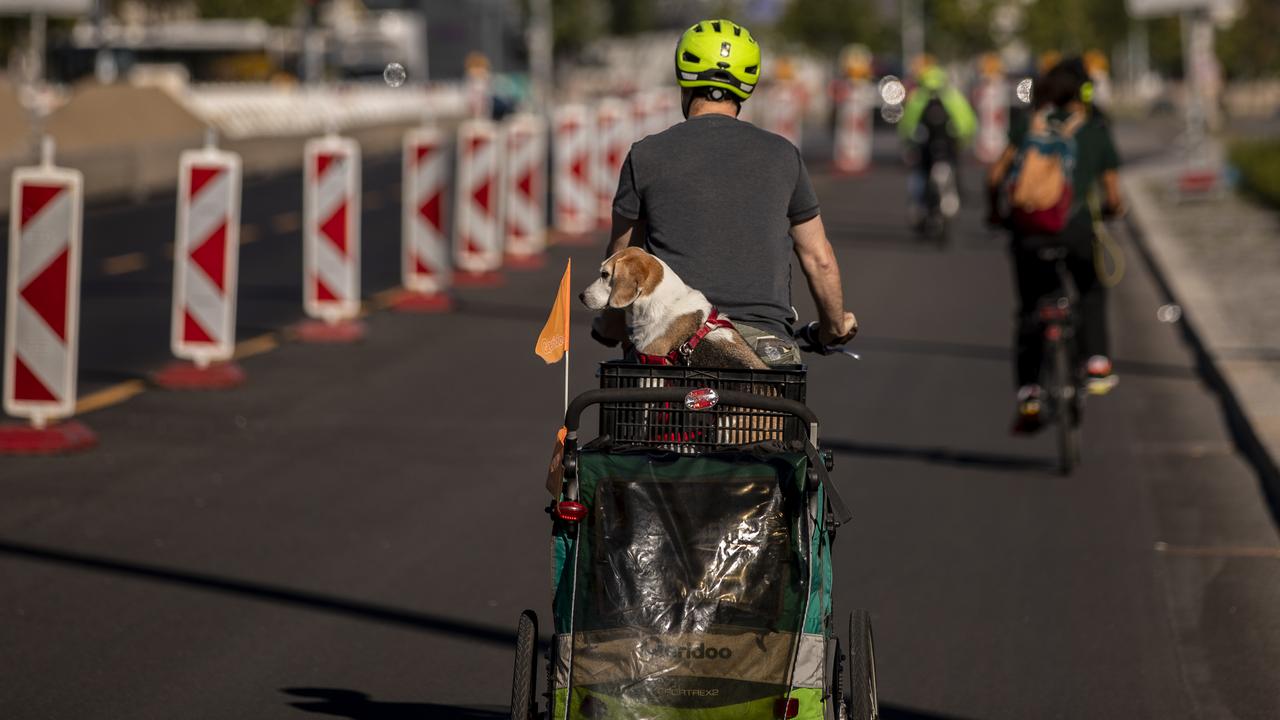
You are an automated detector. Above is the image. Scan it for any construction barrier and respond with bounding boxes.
[454,118,503,282]
[975,77,1010,164]
[763,82,805,150]
[833,80,874,174]
[501,113,547,268]
[2,141,95,452]
[553,104,595,238]
[400,125,452,304]
[154,143,246,388]
[594,98,631,229]
[302,134,362,326]
[631,92,652,143]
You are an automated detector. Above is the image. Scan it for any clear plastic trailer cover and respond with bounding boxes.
[552,450,833,720]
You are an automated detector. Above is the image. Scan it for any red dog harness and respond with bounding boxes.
[634,309,736,366]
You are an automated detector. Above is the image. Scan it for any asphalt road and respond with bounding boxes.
[1,122,1278,720]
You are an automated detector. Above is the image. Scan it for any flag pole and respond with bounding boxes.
[563,258,571,414]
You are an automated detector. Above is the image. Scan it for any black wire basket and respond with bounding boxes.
[596,363,808,453]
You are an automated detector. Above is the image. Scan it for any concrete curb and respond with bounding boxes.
[1122,165,1280,520]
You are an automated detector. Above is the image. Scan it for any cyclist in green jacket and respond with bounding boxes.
[898,65,978,227]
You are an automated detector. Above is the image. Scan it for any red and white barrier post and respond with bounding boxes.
[975,76,1010,165]
[594,98,631,231]
[153,136,246,389]
[552,104,595,242]
[393,125,453,312]
[833,79,874,174]
[298,133,364,343]
[763,82,805,150]
[2,138,96,453]
[501,113,547,270]
[454,118,504,286]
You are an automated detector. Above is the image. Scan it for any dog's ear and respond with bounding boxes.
[608,251,661,309]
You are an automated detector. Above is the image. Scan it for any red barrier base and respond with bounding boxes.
[389,290,453,313]
[151,360,246,390]
[0,420,97,455]
[294,318,367,344]
[504,253,546,271]
[453,270,505,288]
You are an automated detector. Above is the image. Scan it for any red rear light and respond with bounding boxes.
[555,501,588,522]
[774,698,799,719]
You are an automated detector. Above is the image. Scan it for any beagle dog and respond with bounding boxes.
[580,248,768,370]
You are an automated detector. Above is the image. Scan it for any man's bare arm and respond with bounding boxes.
[607,212,645,257]
[792,215,857,344]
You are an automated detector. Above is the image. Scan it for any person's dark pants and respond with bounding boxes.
[1009,234,1109,388]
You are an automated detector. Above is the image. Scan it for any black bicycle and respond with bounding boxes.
[1033,246,1084,474]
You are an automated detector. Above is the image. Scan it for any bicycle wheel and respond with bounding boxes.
[1051,339,1080,475]
[510,610,538,720]
[846,610,879,720]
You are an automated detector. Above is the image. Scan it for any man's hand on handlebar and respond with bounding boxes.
[820,311,858,347]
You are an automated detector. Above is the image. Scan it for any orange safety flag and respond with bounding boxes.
[534,259,572,363]
[545,425,568,496]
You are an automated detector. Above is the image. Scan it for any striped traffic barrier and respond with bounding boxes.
[502,113,547,270]
[552,104,595,242]
[153,137,247,389]
[594,98,631,230]
[393,125,453,311]
[1,138,96,454]
[763,82,805,150]
[833,80,874,174]
[975,76,1010,164]
[454,118,504,286]
[298,132,364,343]
[631,92,652,143]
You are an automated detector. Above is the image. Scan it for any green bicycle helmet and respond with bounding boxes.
[674,19,761,101]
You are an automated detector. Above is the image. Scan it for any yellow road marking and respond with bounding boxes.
[232,333,278,360]
[240,224,261,245]
[271,211,301,235]
[101,252,148,276]
[75,380,146,415]
[371,287,403,310]
[1154,542,1280,559]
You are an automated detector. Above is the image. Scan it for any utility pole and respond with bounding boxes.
[528,0,553,115]
[901,0,924,75]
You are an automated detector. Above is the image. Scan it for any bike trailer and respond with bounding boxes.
[511,365,875,720]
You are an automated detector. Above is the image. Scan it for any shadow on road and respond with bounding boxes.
[0,539,525,648]
[283,689,506,719]
[880,703,979,720]
[825,438,1055,473]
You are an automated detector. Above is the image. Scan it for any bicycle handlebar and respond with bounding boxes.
[563,387,819,434]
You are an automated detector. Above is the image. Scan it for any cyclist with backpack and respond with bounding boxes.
[987,57,1124,433]
[898,63,978,231]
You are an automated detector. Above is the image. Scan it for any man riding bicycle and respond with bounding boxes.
[593,18,857,366]
[897,63,977,228]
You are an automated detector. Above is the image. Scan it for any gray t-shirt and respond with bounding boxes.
[612,113,820,338]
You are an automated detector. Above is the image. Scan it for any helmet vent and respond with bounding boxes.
[711,20,722,33]
[693,23,704,33]
[745,65,758,75]
[682,51,701,64]
[716,61,731,69]
[732,25,742,37]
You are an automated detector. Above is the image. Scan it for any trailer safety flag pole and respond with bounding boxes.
[534,258,572,408]
[535,258,572,496]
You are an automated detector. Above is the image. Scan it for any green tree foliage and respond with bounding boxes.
[777,0,885,55]
[195,0,298,25]
[1217,0,1280,78]
[927,0,999,59]
[1018,0,1130,56]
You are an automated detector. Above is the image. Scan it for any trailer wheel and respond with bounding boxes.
[846,610,879,720]
[511,610,538,720]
